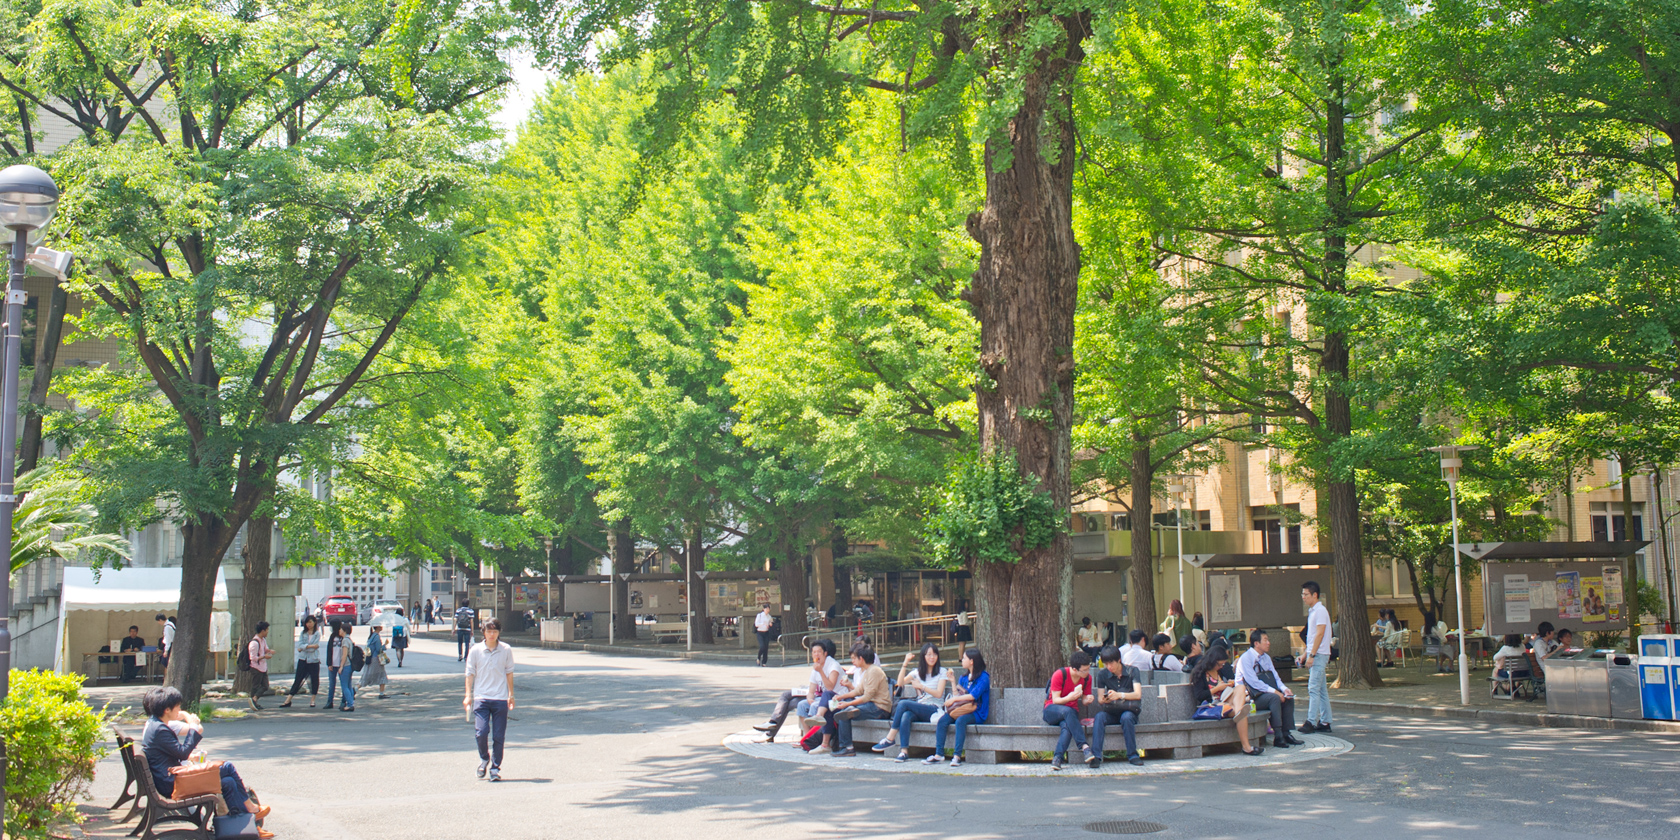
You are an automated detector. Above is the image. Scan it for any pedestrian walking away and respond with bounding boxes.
[363,624,390,699]
[754,605,775,666]
[391,614,410,667]
[465,617,516,782]
[455,600,476,661]
[280,615,323,708]
[1298,581,1333,734]
[242,621,274,711]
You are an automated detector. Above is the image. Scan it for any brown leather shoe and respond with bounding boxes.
[253,804,272,821]
[257,828,276,839]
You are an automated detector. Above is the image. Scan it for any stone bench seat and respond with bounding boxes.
[845,684,1268,765]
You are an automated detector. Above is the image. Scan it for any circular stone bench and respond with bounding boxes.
[850,684,1269,765]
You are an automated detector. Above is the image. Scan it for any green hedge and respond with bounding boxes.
[3,670,108,838]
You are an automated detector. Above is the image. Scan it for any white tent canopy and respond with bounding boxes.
[54,566,230,675]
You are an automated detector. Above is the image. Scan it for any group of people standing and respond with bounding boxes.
[256,615,403,712]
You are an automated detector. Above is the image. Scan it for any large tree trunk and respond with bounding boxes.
[683,523,713,644]
[965,21,1086,688]
[608,519,636,640]
[1620,461,1643,638]
[830,523,852,616]
[1128,442,1159,641]
[233,516,274,696]
[168,517,242,705]
[777,534,810,636]
[19,283,67,472]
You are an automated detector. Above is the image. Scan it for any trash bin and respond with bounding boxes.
[1607,654,1643,719]
[1637,635,1676,720]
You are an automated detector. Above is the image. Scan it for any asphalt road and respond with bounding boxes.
[86,636,1680,840]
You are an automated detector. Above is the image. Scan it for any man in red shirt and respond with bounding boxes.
[1042,650,1097,770]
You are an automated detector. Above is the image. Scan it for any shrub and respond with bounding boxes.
[2,670,108,838]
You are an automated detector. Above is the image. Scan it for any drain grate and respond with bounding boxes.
[1084,820,1168,835]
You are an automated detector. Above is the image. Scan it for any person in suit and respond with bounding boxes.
[140,686,272,837]
[119,626,147,682]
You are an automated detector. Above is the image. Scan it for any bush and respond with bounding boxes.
[3,670,108,838]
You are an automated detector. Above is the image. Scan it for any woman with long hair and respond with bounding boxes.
[874,643,950,761]
[928,648,989,767]
[1161,600,1193,656]
[279,615,322,709]
[362,624,389,699]
[325,621,356,712]
[1189,646,1260,756]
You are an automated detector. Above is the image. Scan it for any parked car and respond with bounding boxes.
[369,599,403,623]
[322,595,359,625]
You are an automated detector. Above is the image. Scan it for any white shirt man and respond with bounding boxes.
[1297,583,1333,733]
[1120,633,1153,672]
[464,619,516,781]
[753,607,775,667]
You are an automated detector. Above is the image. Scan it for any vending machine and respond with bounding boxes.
[1637,635,1677,720]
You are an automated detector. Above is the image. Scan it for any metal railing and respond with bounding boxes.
[773,611,974,666]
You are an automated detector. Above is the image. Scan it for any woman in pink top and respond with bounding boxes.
[1041,650,1097,770]
[246,621,274,711]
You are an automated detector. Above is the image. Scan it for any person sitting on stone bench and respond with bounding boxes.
[1091,645,1144,768]
[797,639,845,753]
[828,644,891,757]
[1150,633,1184,672]
[927,648,989,767]
[1191,644,1262,756]
[1043,650,1098,770]
[1238,629,1303,748]
[1180,634,1205,672]
[873,643,951,759]
[1120,629,1153,672]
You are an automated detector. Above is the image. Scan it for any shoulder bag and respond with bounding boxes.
[170,761,224,799]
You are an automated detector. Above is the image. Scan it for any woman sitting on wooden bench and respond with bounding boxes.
[141,686,273,836]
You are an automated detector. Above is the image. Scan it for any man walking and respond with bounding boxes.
[156,614,176,671]
[454,599,476,661]
[1237,630,1304,749]
[754,605,775,667]
[1298,581,1333,734]
[464,618,515,782]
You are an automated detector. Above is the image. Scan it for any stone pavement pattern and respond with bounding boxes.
[76,636,1680,840]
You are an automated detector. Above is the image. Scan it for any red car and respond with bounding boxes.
[321,595,359,624]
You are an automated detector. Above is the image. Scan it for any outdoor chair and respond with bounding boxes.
[110,731,148,825]
[1377,628,1408,668]
[123,739,227,840]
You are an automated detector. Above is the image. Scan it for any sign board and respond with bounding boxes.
[1481,559,1629,637]
[706,581,782,615]
[1201,569,1331,632]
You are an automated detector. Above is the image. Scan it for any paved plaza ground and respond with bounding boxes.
[78,634,1680,840]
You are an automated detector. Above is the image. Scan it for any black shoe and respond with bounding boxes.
[1283,734,1305,746]
[1298,722,1318,734]
[1270,738,1292,749]
[1317,724,1332,733]
[1127,755,1145,766]
[1243,746,1263,756]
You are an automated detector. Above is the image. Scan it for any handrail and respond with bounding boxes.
[773,611,974,666]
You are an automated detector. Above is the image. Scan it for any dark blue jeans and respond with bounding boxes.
[218,761,250,813]
[457,630,472,659]
[474,699,510,768]
[833,703,888,750]
[1042,704,1088,760]
[1092,709,1139,759]
[892,700,939,749]
[934,712,979,756]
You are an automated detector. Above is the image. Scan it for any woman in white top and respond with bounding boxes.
[872,643,951,761]
[1491,633,1532,696]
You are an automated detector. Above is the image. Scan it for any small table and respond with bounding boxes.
[1444,634,1494,669]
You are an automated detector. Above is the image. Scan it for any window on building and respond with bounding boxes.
[1590,502,1643,542]
[1252,505,1301,554]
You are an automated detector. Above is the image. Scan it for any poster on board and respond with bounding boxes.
[1556,571,1582,619]
[1534,579,1557,611]
[1503,574,1531,624]
[1209,575,1242,624]
[1602,566,1624,606]
[1582,576,1607,624]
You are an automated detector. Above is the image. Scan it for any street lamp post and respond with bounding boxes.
[1429,444,1478,706]
[543,537,554,620]
[1,164,62,820]
[1166,476,1189,607]
[691,570,710,653]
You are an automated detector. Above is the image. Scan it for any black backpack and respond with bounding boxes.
[350,644,365,672]
[237,644,252,672]
[456,609,473,631]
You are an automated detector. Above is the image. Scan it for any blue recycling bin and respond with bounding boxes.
[1638,635,1677,720]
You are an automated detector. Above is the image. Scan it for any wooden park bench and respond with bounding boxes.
[118,735,227,840]
[646,621,688,643]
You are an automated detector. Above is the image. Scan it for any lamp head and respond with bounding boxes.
[0,165,59,234]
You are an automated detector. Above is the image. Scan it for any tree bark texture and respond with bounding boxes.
[168,517,243,705]
[683,523,714,644]
[1620,464,1642,637]
[777,537,810,636]
[233,516,274,696]
[20,282,67,473]
[830,523,853,615]
[965,20,1086,688]
[610,519,636,640]
[1128,443,1159,640]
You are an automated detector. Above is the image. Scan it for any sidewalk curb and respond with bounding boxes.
[415,630,795,665]
[1336,699,1680,734]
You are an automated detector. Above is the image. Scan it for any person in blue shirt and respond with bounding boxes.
[927,648,989,768]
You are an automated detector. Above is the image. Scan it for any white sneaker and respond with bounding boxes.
[922,755,944,765]
[808,744,831,755]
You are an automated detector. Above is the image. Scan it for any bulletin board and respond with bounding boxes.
[1480,559,1629,637]
[1201,569,1334,632]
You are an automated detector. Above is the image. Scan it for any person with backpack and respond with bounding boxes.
[1150,633,1184,672]
[391,615,410,667]
[455,599,477,661]
[242,621,274,711]
[1091,645,1145,767]
[362,625,390,699]
[1042,650,1098,770]
[325,622,357,712]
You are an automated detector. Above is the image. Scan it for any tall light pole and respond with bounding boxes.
[1,164,62,820]
[1166,476,1189,607]
[1429,444,1478,706]
[543,536,554,620]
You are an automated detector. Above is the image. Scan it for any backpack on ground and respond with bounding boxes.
[799,723,826,751]
[350,643,365,672]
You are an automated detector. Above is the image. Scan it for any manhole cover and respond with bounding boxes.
[1084,820,1167,835]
